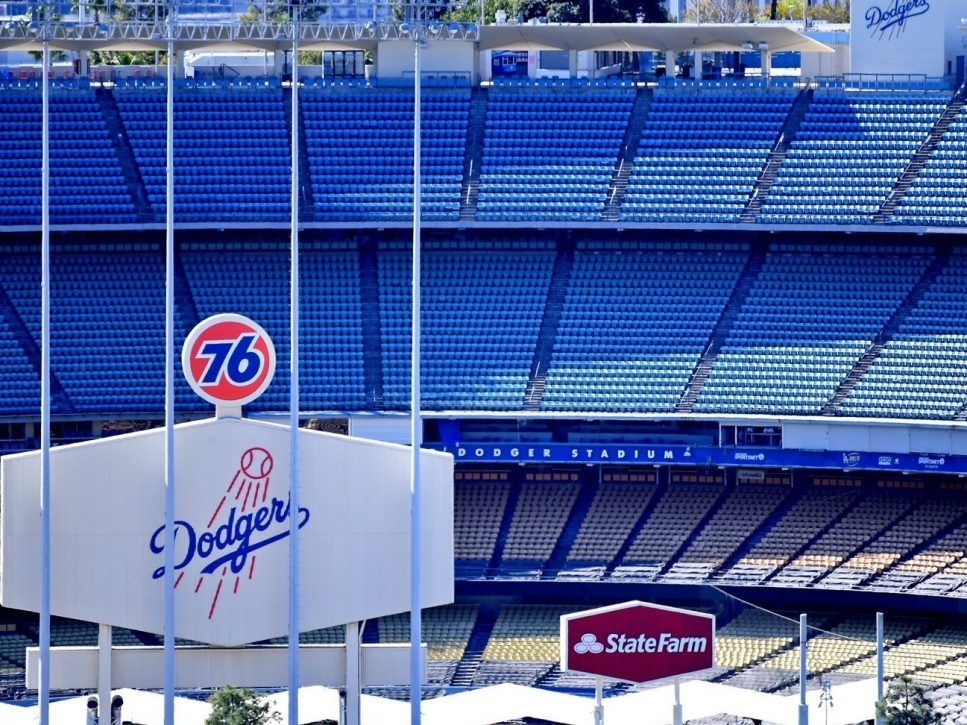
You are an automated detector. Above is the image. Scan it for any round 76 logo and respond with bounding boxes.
[182,314,276,407]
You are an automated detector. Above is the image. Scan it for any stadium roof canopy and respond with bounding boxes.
[477,22,834,53]
[0,20,832,54]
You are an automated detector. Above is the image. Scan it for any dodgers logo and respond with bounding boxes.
[149,447,310,619]
[182,313,276,407]
[866,0,930,40]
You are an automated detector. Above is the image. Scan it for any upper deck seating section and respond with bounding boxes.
[302,87,468,222]
[477,85,633,221]
[620,87,795,224]
[377,239,554,410]
[114,87,291,222]
[760,92,948,225]
[0,88,136,225]
[893,104,967,226]
[541,240,748,413]
[692,245,930,415]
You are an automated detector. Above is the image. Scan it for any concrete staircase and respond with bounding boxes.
[459,86,488,222]
[738,86,813,223]
[820,247,951,415]
[874,85,967,223]
[603,87,653,221]
[676,243,767,412]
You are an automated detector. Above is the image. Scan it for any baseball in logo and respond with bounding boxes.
[182,313,276,407]
[149,446,310,619]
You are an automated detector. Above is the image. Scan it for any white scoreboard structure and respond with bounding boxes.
[0,314,454,724]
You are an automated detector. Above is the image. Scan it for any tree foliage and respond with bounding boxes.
[876,677,942,725]
[447,0,666,25]
[684,0,757,23]
[240,0,328,22]
[205,686,281,725]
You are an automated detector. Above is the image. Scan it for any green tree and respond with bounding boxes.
[205,686,281,725]
[876,677,942,725]
[240,1,327,23]
[464,0,665,24]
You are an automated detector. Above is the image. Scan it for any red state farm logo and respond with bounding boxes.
[561,601,715,684]
[182,314,276,407]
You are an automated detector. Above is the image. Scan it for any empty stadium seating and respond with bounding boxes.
[477,85,632,221]
[302,87,468,221]
[114,86,290,222]
[622,87,795,223]
[0,89,136,225]
[760,92,948,224]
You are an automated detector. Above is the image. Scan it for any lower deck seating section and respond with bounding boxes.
[302,88,468,221]
[722,482,862,583]
[893,105,967,226]
[841,250,967,419]
[760,92,948,224]
[714,609,800,674]
[771,487,921,589]
[454,471,512,577]
[831,492,967,590]
[477,86,633,221]
[614,474,724,577]
[621,88,794,223]
[664,482,790,580]
[115,87,290,222]
[542,240,748,413]
[693,244,930,415]
[499,471,581,575]
[376,605,478,658]
[0,241,168,413]
[377,239,554,410]
[757,616,921,680]
[0,89,136,225]
[896,516,967,595]
[563,474,657,576]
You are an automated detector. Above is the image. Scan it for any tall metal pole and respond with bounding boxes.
[799,613,808,725]
[162,22,176,725]
[409,25,424,725]
[38,30,51,725]
[288,7,302,725]
[875,611,884,725]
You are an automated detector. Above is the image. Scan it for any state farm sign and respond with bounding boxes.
[561,601,715,684]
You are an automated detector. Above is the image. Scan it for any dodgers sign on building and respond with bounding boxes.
[561,601,715,684]
[0,313,454,647]
[851,0,942,76]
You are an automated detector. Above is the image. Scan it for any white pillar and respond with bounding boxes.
[664,50,677,79]
[569,50,578,79]
[762,49,772,80]
[672,679,683,725]
[345,622,361,725]
[97,625,111,725]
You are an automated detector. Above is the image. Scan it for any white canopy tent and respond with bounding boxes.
[4,679,877,724]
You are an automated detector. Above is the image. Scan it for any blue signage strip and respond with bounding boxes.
[426,443,966,475]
